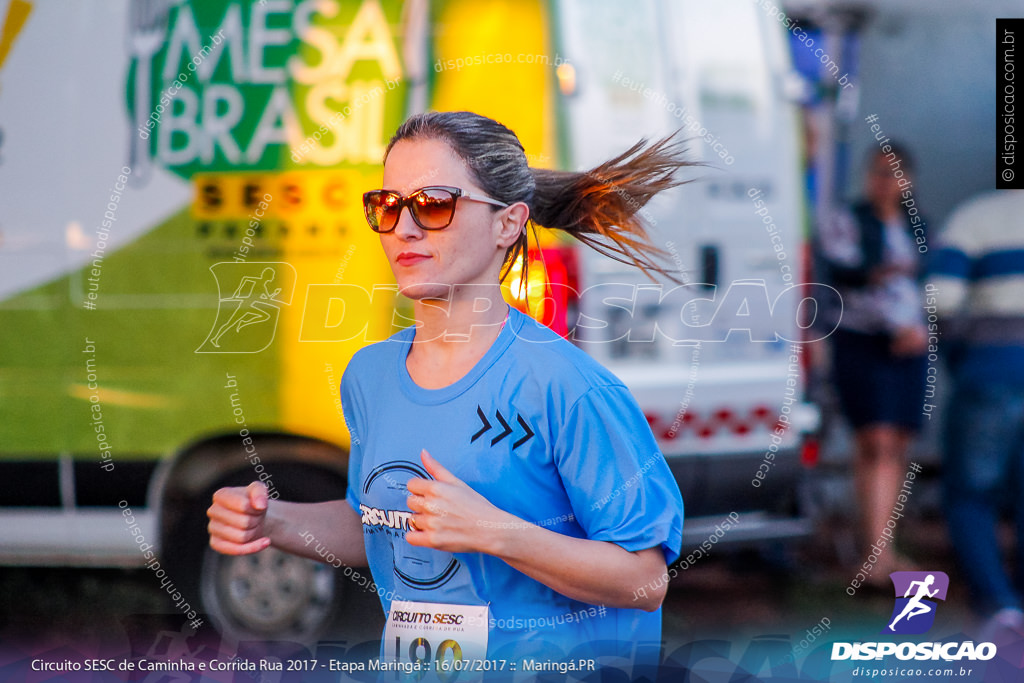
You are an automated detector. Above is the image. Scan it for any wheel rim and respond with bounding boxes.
[203,546,336,640]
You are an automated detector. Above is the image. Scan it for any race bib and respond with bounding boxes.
[384,600,489,668]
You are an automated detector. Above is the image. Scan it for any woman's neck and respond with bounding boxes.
[405,286,510,389]
[872,198,902,222]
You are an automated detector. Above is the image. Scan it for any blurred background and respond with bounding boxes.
[0,0,1020,679]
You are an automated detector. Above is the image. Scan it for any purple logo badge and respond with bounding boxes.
[883,571,950,635]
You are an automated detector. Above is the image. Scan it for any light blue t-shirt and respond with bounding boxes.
[342,307,684,669]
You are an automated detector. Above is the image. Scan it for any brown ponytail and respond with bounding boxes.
[385,111,697,283]
[529,135,695,281]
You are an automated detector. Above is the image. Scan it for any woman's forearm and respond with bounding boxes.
[488,519,668,612]
[265,498,367,567]
[405,450,669,611]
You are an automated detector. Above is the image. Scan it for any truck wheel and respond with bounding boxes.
[170,454,354,645]
[200,542,337,642]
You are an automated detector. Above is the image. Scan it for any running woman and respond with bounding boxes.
[207,111,688,678]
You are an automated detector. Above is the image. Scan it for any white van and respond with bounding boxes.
[554,0,821,547]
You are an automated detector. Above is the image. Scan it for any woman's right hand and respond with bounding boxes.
[869,263,913,286]
[891,324,928,356]
[207,481,273,555]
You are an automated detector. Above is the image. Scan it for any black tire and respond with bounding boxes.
[165,443,378,645]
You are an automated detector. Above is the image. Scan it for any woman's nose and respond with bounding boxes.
[392,205,424,240]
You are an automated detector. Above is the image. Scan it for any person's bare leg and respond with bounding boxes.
[853,429,874,543]
[872,426,907,575]
[855,425,913,582]
[853,426,883,582]
[888,430,918,571]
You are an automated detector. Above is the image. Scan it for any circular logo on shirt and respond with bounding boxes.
[362,462,460,590]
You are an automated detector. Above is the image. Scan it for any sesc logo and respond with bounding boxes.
[884,571,949,635]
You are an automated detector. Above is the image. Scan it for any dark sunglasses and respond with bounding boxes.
[362,185,509,233]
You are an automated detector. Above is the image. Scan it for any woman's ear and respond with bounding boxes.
[496,202,530,248]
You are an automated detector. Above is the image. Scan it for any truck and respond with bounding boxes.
[0,0,820,643]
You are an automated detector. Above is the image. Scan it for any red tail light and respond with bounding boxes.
[503,246,578,338]
[801,437,820,467]
[799,241,815,375]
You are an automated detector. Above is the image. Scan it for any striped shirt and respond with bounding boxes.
[929,190,1024,383]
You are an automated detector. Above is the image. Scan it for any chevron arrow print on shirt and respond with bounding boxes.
[471,406,535,450]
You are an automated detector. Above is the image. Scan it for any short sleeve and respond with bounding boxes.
[341,365,365,514]
[553,385,684,565]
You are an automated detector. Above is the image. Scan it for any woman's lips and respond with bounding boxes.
[396,252,431,267]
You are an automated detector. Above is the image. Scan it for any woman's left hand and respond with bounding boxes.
[405,449,513,554]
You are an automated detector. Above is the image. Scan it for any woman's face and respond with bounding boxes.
[377,137,519,301]
[864,152,910,208]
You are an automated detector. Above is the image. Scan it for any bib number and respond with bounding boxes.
[384,600,489,679]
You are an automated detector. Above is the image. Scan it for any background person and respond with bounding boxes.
[817,143,929,583]
[930,189,1024,638]
[207,111,687,677]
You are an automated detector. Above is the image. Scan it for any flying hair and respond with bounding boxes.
[384,110,698,284]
